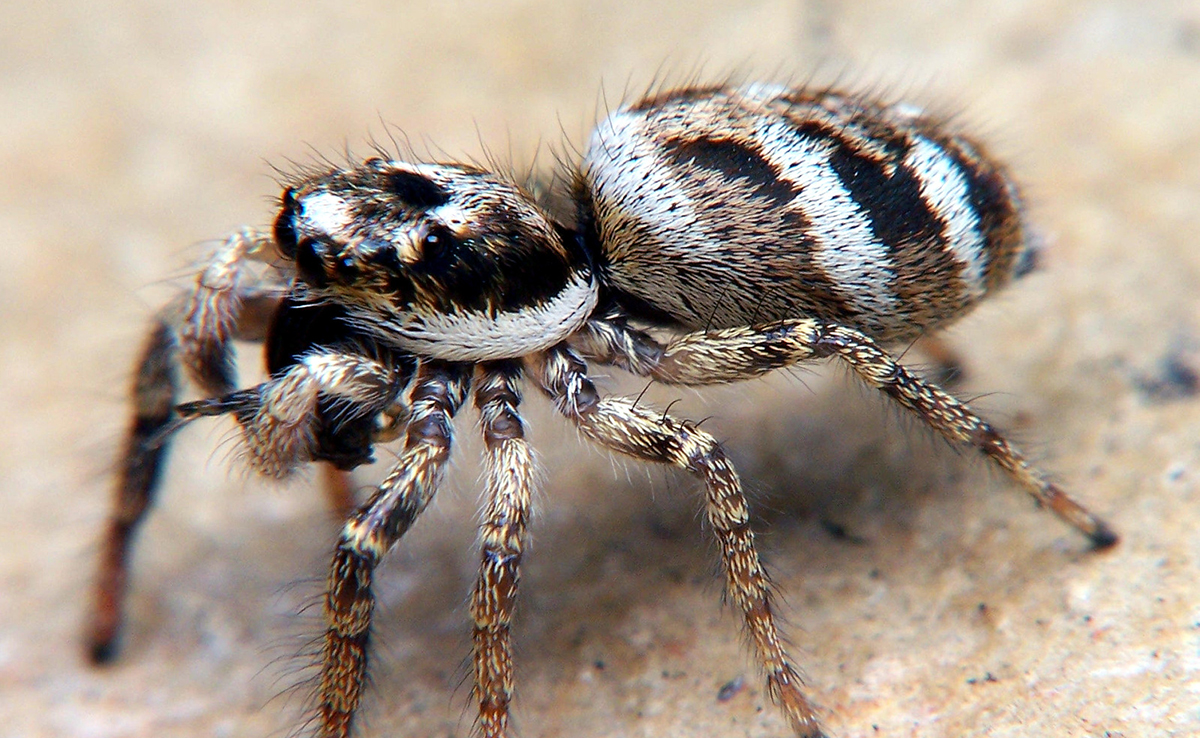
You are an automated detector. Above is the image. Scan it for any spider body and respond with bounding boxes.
[90,83,1116,738]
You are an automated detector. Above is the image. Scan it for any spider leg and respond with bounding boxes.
[88,229,288,663]
[578,318,1117,548]
[88,319,178,663]
[315,362,471,738]
[532,345,827,738]
[470,362,535,738]
[321,463,359,522]
[179,227,286,395]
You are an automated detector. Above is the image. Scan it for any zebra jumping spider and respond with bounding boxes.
[89,83,1118,738]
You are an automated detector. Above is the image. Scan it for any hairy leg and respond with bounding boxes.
[88,319,178,662]
[321,463,359,522]
[88,230,289,662]
[532,345,826,738]
[179,228,286,394]
[470,362,535,738]
[316,362,471,738]
[577,318,1116,547]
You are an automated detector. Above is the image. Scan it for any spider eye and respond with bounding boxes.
[421,224,458,264]
[274,188,299,258]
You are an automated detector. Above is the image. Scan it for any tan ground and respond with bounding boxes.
[3,1,1198,737]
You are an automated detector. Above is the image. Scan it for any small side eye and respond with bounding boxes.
[387,170,450,209]
[421,224,458,264]
[274,188,299,258]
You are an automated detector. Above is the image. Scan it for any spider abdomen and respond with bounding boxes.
[583,84,1034,342]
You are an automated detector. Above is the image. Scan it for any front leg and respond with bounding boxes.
[316,361,470,738]
[179,227,286,395]
[87,229,288,663]
[578,318,1117,548]
[532,345,826,738]
[471,362,535,738]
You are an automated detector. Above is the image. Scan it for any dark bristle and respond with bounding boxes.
[274,188,299,257]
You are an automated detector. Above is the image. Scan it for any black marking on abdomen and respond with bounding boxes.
[664,137,799,208]
[826,142,942,252]
[825,132,971,326]
[939,136,1024,291]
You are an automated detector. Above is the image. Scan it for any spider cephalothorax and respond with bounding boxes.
[279,159,598,361]
[90,83,1115,738]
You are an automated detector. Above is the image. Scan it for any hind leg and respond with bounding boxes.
[577,317,1116,547]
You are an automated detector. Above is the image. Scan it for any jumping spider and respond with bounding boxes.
[89,82,1117,738]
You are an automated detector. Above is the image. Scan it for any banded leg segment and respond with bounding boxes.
[471,362,535,738]
[317,362,470,738]
[577,316,821,385]
[579,318,1116,547]
[533,346,826,738]
[814,325,1117,547]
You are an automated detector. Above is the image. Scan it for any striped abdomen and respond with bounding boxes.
[582,84,1034,342]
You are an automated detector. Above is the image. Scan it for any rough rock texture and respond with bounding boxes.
[2,1,1197,737]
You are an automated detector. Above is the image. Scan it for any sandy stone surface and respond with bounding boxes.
[2,1,1198,737]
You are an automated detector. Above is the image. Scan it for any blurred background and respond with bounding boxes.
[2,1,1198,736]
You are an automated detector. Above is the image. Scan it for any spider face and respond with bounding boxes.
[277,159,598,361]
[91,82,1116,738]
